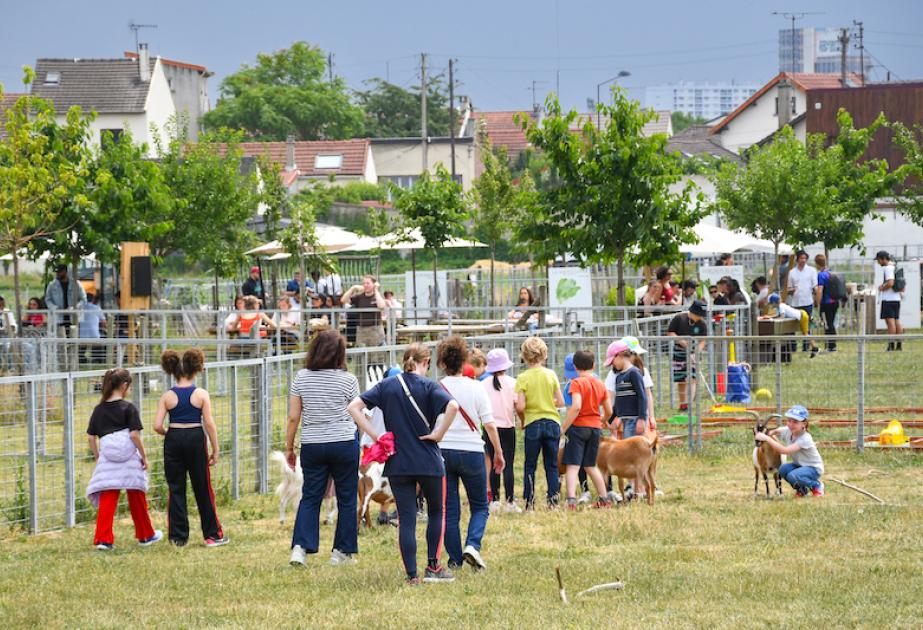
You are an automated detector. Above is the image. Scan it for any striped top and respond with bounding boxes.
[289,369,360,444]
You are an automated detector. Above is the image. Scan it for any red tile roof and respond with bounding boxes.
[470,110,534,156]
[123,51,208,73]
[237,139,371,177]
[710,72,864,136]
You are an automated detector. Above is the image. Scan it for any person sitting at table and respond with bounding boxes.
[508,287,538,325]
[382,290,403,324]
[224,295,245,333]
[22,297,47,330]
[275,297,302,344]
[233,296,276,338]
[766,293,818,358]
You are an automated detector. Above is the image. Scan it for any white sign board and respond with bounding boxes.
[548,266,593,325]
[405,270,447,324]
[875,261,921,331]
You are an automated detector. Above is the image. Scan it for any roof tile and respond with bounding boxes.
[237,139,371,177]
[31,58,155,114]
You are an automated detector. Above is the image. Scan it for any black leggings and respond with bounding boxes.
[484,427,516,502]
[389,475,445,579]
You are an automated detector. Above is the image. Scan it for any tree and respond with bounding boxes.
[0,71,92,329]
[471,144,517,305]
[892,120,923,224]
[356,77,451,138]
[393,165,468,308]
[671,111,707,134]
[280,185,332,306]
[519,91,702,305]
[714,126,825,296]
[202,41,364,141]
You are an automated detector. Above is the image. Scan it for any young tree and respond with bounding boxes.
[520,91,702,304]
[671,111,707,134]
[393,165,468,308]
[356,77,451,138]
[203,41,364,141]
[280,184,333,306]
[892,121,923,224]
[471,144,517,306]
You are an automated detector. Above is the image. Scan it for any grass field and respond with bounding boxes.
[1,446,921,629]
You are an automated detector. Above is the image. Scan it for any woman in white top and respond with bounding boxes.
[437,335,504,572]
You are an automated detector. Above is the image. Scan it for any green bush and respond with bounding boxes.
[606,285,636,307]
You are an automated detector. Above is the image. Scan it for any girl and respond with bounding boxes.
[604,340,649,443]
[756,405,825,497]
[154,349,227,547]
[234,295,276,338]
[482,348,519,513]
[224,295,245,332]
[86,369,161,550]
[606,336,656,435]
[23,297,47,329]
[515,337,565,510]
[438,336,504,572]
[347,343,459,585]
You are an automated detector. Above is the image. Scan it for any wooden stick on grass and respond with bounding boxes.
[828,477,885,504]
[577,581,625,597]
[556,566,568,604]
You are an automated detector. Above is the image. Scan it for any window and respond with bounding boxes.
[44,71,60,86]
[100,129,123,145]
[314,154,343,169]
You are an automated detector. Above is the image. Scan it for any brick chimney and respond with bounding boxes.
[777,77,792,129]
[138,43,151,82]
[285,134,297,172]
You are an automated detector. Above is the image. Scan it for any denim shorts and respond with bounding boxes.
[562,426,601,467]
[620,417,646,440]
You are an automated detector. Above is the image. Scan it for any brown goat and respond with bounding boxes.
[357,462,394,527]
[753,417,783,497]
[595,435,659,506]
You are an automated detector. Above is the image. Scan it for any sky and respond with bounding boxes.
[2,0,923,113]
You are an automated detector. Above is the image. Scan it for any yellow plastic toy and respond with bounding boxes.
[879,420,909,446]
[754,388,772,401]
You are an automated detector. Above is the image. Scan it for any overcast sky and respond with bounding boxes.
[2,0,923,112]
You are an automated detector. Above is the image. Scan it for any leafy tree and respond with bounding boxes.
[0,71,92,329]
[393,165,468,308]
[471,144,517,305]
[280,185,332,305]
[203,41,364,141]
[892,120,923,224]
[356,77,451,138]
[520,91,702,304]
[671,111,707,134]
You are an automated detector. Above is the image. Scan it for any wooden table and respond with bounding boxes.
[756,317,801,364]
[396,323,506,342]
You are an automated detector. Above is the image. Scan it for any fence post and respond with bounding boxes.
[669,338,675,410]
[774,338,783,417]
[27,381,39,533]
[686,339,694,454]
[260,359,270,494]
[857,336,865,453]
[231,365,239,500]
[64,374,75,528]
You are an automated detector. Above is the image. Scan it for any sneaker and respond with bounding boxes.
[138,530,163,547]
[566,498,578,512]
[329,548,357,566]
[593,498,613,509]
[488,500,502,514]
[170,539,187,547]
[95,542,113,551]
[606,490,624,503]
[577,491,592,504]
[423,564,455,583]
[447,559,463,571]
[678,403,688,411]
[463,545,486,571]
[811,484,825,497]
[290,545,307,567]
[405,576,422,586]
[810,347,819,358]
[504,501,523,514]
[204,535,230,548]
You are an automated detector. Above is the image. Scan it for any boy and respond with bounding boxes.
[875,251,903,351]
[666,300,708,411]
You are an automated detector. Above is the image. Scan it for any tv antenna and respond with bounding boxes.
[128,21,158,53]
[771,11,824,73]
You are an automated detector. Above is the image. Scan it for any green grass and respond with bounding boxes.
[0,447,921,629]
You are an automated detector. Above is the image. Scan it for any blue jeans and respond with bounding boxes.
[778,462,821,493]
[523,419,561,508]
[291,439,359,554]
[443,449,490,566]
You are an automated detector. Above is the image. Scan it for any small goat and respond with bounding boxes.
[596,435,659,506]
[753,415,783,497]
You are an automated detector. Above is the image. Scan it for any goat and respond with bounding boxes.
[753,415,783,497]
[595,435,659,506]
[357,461,394,527]
[270,450,302,524]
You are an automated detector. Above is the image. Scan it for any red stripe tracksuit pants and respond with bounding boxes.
[94,489,155,545]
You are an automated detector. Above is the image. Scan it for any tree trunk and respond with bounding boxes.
[772,242,781,304]
[13,253,23,338]
[489,245,496,308]
[432,250,439,312]
[617,252,626,306]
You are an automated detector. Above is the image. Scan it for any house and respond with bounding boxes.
[371,136,478,192]
[708,72,863,154]
[31,45,175,156]
[238,136,377,193]
[123,51,212,141]
[666,124,742,163]
[464,109,535,163]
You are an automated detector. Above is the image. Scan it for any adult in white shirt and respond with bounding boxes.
[317,273,343,299]
[786,250,820,314]
[875,250,904,351]
[437,336,503,572]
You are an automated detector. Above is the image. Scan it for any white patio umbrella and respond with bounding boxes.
[244,224,363,257]
[682,223,794,256]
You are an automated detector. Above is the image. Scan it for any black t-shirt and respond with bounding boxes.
[667,312,707,338]
[351,292,380,327]
[87,399,143,438]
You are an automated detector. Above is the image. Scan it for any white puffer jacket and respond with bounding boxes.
[86,429,149,507]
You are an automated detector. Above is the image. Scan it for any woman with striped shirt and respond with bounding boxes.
[285,330,361,567]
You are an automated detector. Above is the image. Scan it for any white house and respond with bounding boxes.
[371,136,478,192]
[32,45,175,156]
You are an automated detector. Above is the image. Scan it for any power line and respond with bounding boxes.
[863,48,902,81]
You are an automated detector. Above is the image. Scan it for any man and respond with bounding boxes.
[718,253,734,267]
[814,254,838,352]
[317,271,343,301]
[876,250,904,351]
[78,292,107,364]
[786,250,819,352]
[680,280,698,307]
[382,290,403,323]
[45,264,87,333]
[241,266,265,306]
[667,299,708,411]
[341,275,386,347]
[776,255,791,293]
[285,271,314,299]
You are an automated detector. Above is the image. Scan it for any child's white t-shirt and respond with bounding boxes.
[359,408,386,448]
[779,427,824,474]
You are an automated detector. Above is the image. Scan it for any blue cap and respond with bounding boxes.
[784,405,809,422]
[563,353,578,379]
[385,366,401,378]
[768,293,781,304]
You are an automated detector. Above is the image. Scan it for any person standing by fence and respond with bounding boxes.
[814,254,838,352]
[786,250,819,352]
[876,251,904,351]
[154,348,227,548]
[341,276,386,348]
[667,300,708,411]
[45,264,86,335]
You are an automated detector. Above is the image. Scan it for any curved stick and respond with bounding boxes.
[828,477,885,504]
[577,581,625,597]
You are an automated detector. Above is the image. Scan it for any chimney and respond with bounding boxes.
[138,43,151,82]
[285,134,297,172]
[777,78,792,129]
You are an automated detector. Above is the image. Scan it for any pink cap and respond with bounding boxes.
[603,340,630,366]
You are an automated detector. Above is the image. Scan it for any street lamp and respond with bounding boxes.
[596,70,631,129]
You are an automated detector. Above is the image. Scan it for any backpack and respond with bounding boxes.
[826,272,847,302]
[892,267,906,293]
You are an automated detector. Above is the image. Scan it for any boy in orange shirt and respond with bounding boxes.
[561,350,614,509]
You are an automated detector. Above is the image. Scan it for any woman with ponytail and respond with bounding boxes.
[481,348,519,513]
[85,369,161,550]
[154,348,227,548]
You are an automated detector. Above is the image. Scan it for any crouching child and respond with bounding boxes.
[755,405,824,497]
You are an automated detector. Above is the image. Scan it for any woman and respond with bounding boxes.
[224,295,245,332]
[437,336,504,572]
[507,286,535,320]
[655,266,677,305]
[275,296,302,344]
[347,343,459,585]
[22,297,47,329]
[153,348,226,547]
[285,330,360,567]
[233,295,276,338]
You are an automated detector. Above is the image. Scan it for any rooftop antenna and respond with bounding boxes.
[771,11,824,73]
[128,20,158,53]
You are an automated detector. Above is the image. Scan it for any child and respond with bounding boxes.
[607,336,656,435]
[469,348,490,381]
[482,349,520,513]
[768,293,819,357]
[605,340,649,444]
[515,337,565,509]
[85,369,162,550]
[561,350,613,510]
[755,405,824,497]
[564,352,592,503]
[154,349,227,547]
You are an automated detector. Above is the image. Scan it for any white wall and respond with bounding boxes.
[713,87,807,154]
[143,60,177,153]
[372,140,479,191]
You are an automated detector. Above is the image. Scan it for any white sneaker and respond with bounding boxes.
[329,548,357,566]
[462,545,486,571]
[606,490,623,503]
[488,500,502,514]
[577,491,592,504]
[290,545,306,567]
[504,501,523,514]
[654,488,664,497]
[138,530,163,547]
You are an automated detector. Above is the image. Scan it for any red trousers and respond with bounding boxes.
[93,489,155,545]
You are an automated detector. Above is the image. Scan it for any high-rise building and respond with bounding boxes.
[778,27,868,76]
[644,82,760,121]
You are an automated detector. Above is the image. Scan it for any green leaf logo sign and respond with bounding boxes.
[556,277,580,303]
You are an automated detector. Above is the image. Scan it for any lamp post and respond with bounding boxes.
[596,70,631,129]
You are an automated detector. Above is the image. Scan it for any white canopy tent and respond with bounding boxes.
[243,224,363,257]
[683,223,794,256]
